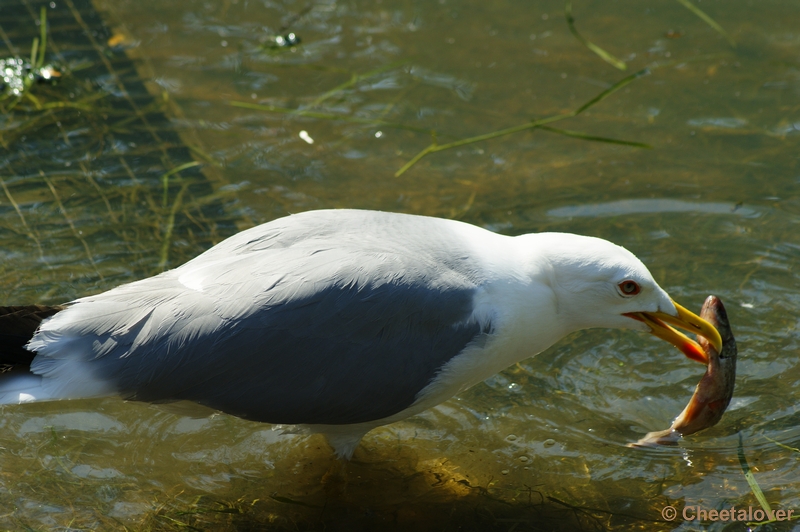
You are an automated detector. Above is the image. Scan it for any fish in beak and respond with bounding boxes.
[625,300,723,364]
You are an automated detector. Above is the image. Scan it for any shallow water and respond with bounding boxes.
[1,0,799,530]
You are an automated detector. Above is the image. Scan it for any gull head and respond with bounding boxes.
[522,233,721,363]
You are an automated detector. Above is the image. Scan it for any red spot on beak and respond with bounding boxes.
[679,338,708,364]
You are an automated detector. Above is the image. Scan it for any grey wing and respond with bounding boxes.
[29,242,492,425]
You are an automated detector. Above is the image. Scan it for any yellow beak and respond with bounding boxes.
[625,300,723,364]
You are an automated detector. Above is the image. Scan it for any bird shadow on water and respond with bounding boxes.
[0,400,641,531]
[137,418,710,532]
[133,435,620,532]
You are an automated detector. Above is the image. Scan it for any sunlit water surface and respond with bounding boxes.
[0,0,798,530]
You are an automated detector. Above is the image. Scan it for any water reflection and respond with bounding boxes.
[547,198,760,218]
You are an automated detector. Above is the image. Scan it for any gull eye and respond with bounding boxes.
[618,280,641,296]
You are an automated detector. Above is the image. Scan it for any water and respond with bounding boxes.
[1,0,799,530]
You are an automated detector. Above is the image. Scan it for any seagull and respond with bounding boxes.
[0,209,721,459]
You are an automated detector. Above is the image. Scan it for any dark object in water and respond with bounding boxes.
[630,295,737,447]
[0,305,64,371]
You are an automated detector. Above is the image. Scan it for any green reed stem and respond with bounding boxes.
[395,67,650,176]
[676,0,736,47]
[565,2,627,70]
[160,161,200,209]
[763,435,800,453]
[38,7,47,68]
[738,433,772,516]
[539,125,652,148]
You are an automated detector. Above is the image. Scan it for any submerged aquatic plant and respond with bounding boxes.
[0,57,61,98]
[0,7,62,106]
[565,2,627,70]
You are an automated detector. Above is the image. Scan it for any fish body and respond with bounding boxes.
[631,295,736,447]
